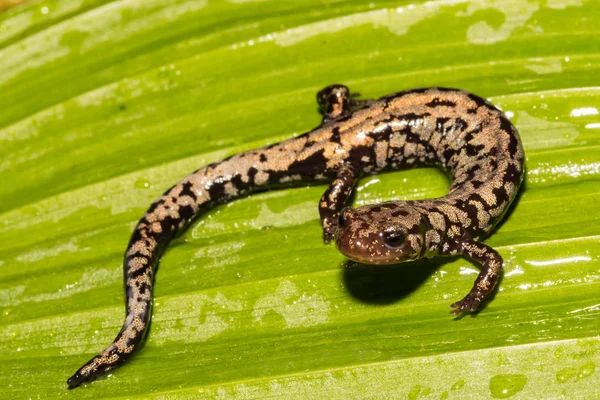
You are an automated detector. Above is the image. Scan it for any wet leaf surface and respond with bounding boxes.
[1,0,599,398]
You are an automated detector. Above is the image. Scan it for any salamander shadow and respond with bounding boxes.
[341,258,451,305]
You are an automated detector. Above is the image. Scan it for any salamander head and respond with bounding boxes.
[335,203,429,265]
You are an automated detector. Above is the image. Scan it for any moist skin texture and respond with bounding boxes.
[67,85,524,387]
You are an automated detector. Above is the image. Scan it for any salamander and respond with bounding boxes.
[67,85,524,386]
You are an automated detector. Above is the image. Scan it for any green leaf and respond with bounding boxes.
[1,0,599,398]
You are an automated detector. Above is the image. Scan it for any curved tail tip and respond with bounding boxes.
[67,372,86,388]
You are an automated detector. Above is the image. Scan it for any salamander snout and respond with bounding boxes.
[334,203,426,265]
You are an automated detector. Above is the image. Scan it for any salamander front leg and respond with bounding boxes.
[446,239,503,315]
[316,84,374,124]
[319,164,357,243]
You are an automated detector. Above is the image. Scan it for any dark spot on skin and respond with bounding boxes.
[468,124,483,137]
[146,199,165,215]
[259,154,267,162]
[492,186,507,203]
[179,205,195,220]
[126,250,145,260]
[467,93,490,109]
[128,229,143,245]
[229,173,245,191]
[407,223,422,235]
[330,126,342,144]
[471,179,484,189]
[137,281,151,297]
[208,181,225,201]
[180,182,197,201]
[465,143,485,157]
[442,148,457,163]
[247,167,258,184]
[404,129,422,144]
[489,157,498,170]
[499,116,514,134]
[335,114,353,123]
[159,217,175,234]
[426,98,456,107]
[433,87,460,93]
[287,149,329,179]
[453,118,468,132]
[391,209,409,217]
[470,192,492,207]
[436,117,451,130]
[501,119,520,156]
[126,259,151,279]
[463,131,476,143]
[397,112,431,122]
[458,199,480,223]
[347,145,376,169]
[503,163,521,185]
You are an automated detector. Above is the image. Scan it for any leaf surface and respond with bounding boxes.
[1,0,599,398]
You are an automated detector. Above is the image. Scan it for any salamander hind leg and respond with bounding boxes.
[319,164,357,243]
[316,84,373,124]
[446,239,503,315]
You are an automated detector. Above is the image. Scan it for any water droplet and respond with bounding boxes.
[451,379,465,390]
[556,367,577,383]
[554,347,564,359]
[557,362,596,383]
[576,361,596,381]
[134,178,151,189]
[489,374,527,398]
[408,385,431,400]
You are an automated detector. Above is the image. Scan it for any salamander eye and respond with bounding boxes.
[383,231,405,249]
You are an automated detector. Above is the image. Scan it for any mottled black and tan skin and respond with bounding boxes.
[67,85,524,386]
